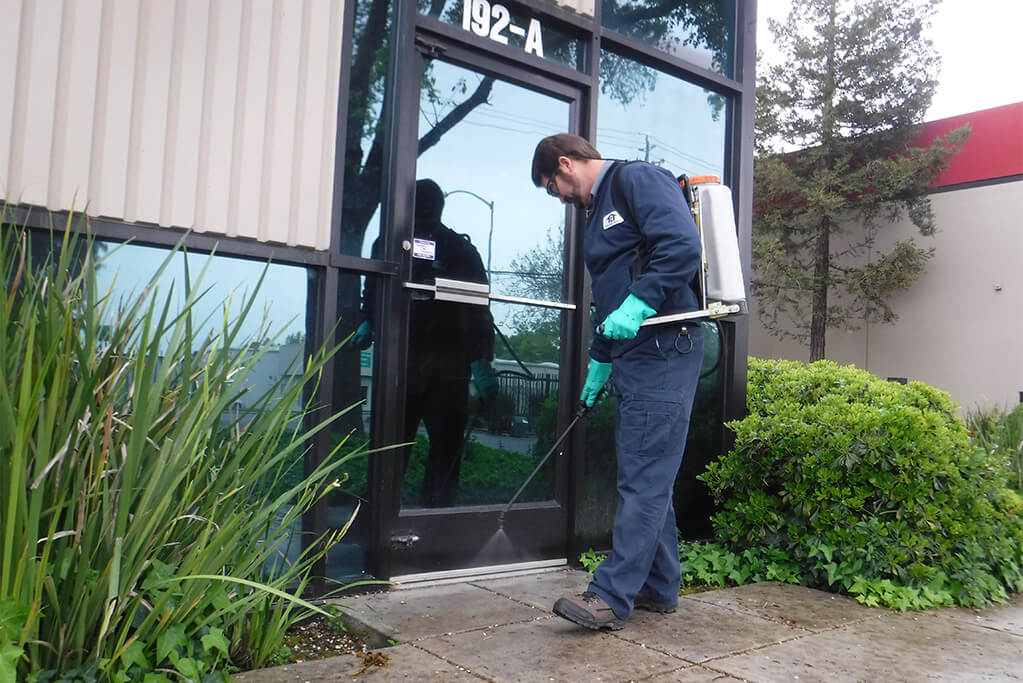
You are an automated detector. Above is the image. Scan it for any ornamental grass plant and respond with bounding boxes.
[967,403,1023,492]
[0,212,366,682]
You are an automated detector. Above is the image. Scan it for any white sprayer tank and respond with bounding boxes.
[689,176,746,307]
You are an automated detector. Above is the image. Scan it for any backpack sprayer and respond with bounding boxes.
[502,175,747,529]
[599,173,748,333]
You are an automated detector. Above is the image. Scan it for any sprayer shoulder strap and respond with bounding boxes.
[608,161,640,229]
[607,162,643,282]
[609,160,700,296]
[610,160,693,219]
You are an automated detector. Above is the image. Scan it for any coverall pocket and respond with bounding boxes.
[618,390,684,457]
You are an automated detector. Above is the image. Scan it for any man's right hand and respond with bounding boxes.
[580,359,612,407]
[352,320,374,350]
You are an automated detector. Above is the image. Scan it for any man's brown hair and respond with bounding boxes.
[531,134,602,186]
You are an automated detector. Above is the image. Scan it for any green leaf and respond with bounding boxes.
[0,600,28,641]
[172,656,201,680]
[141,559,176,593]
[209,585,233,612]
[119,640,149,671]
[201,627,230,658]
[157,624,187,664]
[812,544,835,563]
[0,642,23,683]
[143,673,175,683]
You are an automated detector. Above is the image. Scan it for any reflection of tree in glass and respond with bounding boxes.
[502,226,563,363]
[602,1,734,74]
[601,2,731,118]
[25,224,108,282]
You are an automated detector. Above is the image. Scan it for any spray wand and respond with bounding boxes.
[496,383,608,530]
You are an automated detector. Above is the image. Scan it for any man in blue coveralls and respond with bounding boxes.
[531,133,704,630]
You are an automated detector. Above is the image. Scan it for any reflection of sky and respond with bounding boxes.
[94,242,307,349]
[410,58,726,265]
[597,59,726,178]
[415,60,569,325]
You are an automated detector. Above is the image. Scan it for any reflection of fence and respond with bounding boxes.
[495,373,559,431]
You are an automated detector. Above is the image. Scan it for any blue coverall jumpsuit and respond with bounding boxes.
[584,160,705,619]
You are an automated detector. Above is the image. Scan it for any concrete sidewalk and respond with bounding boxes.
[235,568,1023,682]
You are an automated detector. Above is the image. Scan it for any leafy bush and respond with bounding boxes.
[967,403,1023,491]
[0,217,364,681]
[700,358,1023,609]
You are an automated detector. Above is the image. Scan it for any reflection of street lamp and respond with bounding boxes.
[444,189,494,280]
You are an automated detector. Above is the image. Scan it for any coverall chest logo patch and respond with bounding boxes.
[602,211,624,230]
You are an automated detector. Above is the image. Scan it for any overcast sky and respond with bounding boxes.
[756,0,1023,121]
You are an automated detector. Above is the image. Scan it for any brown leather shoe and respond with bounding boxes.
[552,591,625,630]
[633,593,677,614]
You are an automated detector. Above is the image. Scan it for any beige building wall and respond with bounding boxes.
[749,179,1023,412]
[0,0,344,250]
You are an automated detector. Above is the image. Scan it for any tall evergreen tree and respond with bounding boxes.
[753,0,968,360]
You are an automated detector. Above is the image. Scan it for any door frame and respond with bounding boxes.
[368,16,592,579]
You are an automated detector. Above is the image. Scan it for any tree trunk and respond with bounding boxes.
[809,221,830,361]
[808,1,838,364]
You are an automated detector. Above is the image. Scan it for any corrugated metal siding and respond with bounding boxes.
[0,0,344,251]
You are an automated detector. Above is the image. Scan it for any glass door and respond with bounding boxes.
[387,52,581,577]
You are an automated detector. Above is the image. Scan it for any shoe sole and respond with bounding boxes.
[553,598,625,631]
[633,598,677,614]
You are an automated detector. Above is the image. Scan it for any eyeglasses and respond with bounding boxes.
[546,170,560,198]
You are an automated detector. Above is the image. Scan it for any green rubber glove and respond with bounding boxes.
[580,359,611,407]
[352,320,374,350]
[598,293,656,340]
[470,360,498,401]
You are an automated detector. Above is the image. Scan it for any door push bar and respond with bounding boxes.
[405,278,744,324]
[403,278,577,310]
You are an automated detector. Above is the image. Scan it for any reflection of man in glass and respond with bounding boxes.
[354,179,497,507]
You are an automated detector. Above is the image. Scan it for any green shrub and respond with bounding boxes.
[699,358,1023,609]
[0,216,365,681]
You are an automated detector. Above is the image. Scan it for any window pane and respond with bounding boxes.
[83,241,346,575]
[588,53,732,549]
[340,1,392,259]
[601,0,735,76]
[597,52,728,181]
[327,270,379,578]
[405,58,572,509]
[94,243,307,351]
[577,320,723,551]
[676,320,724,540]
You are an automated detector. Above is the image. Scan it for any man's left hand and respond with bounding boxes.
[471,360,499,401]
[598,294,656,340]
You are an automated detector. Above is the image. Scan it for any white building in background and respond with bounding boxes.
[224,341,305,426]
[750,103,1023,412]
